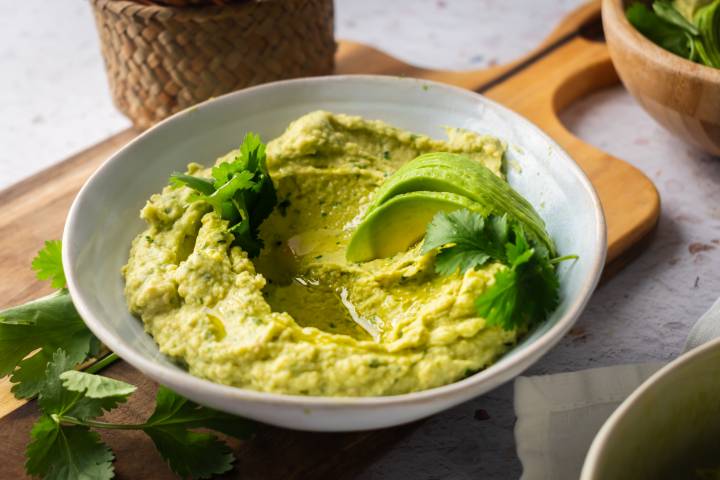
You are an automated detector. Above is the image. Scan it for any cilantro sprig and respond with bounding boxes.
[422,209,576,330]
[2,242,257,479]
[170,133,277,257]
[26,350,254,480]
[1,241,100,399]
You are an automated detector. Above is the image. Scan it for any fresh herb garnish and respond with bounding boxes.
[474,225,565,331]
[422,209,576,331]
[2,242,256,478]
[170,133,277,257]
[26,349,254,480]
[627,0,720,68]
[31,240,66,289]
[422,209,508,276]
[1,242,99,399]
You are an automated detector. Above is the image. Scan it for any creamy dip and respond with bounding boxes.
[123,111,518,396]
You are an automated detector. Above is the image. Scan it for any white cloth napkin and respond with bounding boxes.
[685,296,720,352]
[514,296,720,480]
[514,363,662,480]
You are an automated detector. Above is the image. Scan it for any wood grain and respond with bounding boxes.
[603,0,720,156]
[0,1,661,477]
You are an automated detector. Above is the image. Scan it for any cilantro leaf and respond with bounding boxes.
[170,174,215,196]
[211,161,242,188]
[145,385,254,439]
[60,370,137,399]
[39,350,134,421]
[0,291,97,398]
[59,370,137,422]
[36,349,77,415]
[168,132,277,257]
[239,132,266,172]
[422,210,508,275]
[504,224,534,266]
[422,209,571,331]
[143,386,253,479]
[196,170,256,217]
[211,133,265,187]
[475,226,560,330]
[27,351,255,480]
[144,427,234,479]
[25,415,115,480]
[27,352,122,480]
[31,240,66,289]
[473,268,520,328]
[9,349,53,399]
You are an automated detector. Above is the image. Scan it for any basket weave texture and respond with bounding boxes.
[136,1,240,6]
[90,0,336,128]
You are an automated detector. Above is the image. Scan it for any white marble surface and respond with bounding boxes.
[3,0,719,478]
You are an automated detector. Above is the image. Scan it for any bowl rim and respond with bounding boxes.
[63,74,607,408]
[580,335,720,479]
[603,0,720,81]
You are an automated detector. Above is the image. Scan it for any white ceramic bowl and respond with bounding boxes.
[582,337,720,479]
[63,75,606,432]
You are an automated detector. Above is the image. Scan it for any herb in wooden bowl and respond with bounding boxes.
[626,0,720,68]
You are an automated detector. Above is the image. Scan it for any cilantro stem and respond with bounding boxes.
[54,415,148,431]
[84,352,120,375]
[549,254,579,265]
[53,407,226,431]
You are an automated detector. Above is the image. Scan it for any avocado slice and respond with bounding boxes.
[366,160,493,212]
[364,153,555,256]
[346,191,486,263]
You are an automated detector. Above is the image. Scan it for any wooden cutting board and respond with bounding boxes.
[0,2,659,478]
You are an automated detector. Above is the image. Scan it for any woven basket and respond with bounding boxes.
[90,0,336,129]
[136,1,239,6]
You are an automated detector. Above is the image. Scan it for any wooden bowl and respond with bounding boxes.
[602,0,720,155]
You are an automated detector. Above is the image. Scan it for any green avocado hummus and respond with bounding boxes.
[122,111,519,396]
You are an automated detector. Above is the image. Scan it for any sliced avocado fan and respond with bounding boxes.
[346,152,555,262]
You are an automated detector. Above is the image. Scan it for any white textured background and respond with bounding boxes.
[2,1,719,478]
